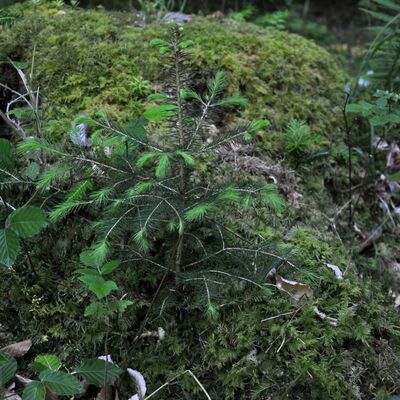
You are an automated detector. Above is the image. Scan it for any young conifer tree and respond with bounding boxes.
[19,25,286,315]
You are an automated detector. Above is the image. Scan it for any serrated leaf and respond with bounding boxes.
[0,229,20,268]
[39,370,81,396]
[108,300,134,313]
[100,260,120,275]
[6,207,47,238]
[0,352,17,385]
[79,275,117,300]
[22,381,46,400]
[80,249,100,268]
[0,139,15,172]
[84,302,107,318]
[75,358,122,386]
[32,355,61,373]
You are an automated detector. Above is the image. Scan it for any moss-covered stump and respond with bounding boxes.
[0,3,345,146]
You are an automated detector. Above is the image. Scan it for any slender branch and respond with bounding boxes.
[0,109,27,139]
[343,89,353,227]
[144,370,211,400]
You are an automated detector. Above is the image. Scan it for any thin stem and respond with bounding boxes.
[343,90,353,227]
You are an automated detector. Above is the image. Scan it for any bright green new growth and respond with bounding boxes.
[18,25,284,315]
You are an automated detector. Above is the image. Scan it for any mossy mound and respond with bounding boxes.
[1,218,400,399]
[0,2,345,147]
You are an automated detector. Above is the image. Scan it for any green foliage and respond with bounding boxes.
[1,3,400,400]
[229,4,256,21]
[360,0,400,90]
[0,352,17,386]
[38,370,81,396]
[0,206,47,268]
[32,354,62,373]
[255,9,290,30]
[0,3,345,146]
[0,344,122,399]
[0,229,20,268]
[22,381,46,400]
[75,358,122,386]
[348,90,400,138]
[6,207,47,239]
[284,119,323,157]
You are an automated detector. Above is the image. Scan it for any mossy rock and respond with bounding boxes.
[0,2,345,149]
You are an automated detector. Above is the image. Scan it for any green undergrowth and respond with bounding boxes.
[1,221,399,399]
[1,3,399,400]
[0,2,345,155]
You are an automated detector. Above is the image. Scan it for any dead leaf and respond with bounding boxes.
[314,307,338,327]
[324,263,343,280]
[4,390,22,400]
[45,388,59,400]
[15,374,33,385]
[374,136,390,151]
[275,275,313,301]
[0,340,32,357]
[96,386,114,400]
[387,143,400,171]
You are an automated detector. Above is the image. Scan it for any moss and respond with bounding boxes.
[1,2,345,149]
